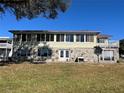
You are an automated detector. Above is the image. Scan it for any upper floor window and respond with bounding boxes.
[15,34,21,41]
[86,34,94,42]
[22,34,26,41]
[37,34,54,42]
[37,34,41,41]
[41,34,45,41]
[27,34,31,41]
[57,34,64,42]
[66,34,74,42]
[97,39,105,43]
[76,34,84,42]
[46,34,54,41]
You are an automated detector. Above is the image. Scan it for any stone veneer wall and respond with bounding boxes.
[48,48,119,63]
[46,48,98,63]
[12,41,119,63]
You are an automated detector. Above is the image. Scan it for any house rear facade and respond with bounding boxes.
[9,30,119,63]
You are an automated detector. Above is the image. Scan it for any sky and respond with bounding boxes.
[0,0,124,40]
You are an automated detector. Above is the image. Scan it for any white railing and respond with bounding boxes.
[108,40,119,47]
[0,43,12,49]
[97,40,119,48]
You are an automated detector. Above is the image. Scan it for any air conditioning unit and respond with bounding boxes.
[66,58,69,62]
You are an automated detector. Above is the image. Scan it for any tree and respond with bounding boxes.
[94,46,103,63]
[119,39,124,57]
[0,0,71,20]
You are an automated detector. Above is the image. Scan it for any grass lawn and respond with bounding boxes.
[0,63,124,93]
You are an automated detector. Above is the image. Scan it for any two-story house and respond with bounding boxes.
[9,30,119,63]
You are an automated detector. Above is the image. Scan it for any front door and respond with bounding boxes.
[59,50,70,62]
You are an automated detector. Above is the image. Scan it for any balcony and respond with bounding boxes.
[97,40,119,48]
[0,43,12,49]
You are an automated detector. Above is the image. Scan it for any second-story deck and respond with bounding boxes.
[0,43,12,49]
[0,37,12,49]
[97,40,119,48]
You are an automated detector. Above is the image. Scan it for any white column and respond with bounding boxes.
[64,34,66,42]
[94,35,97,44]
[54,34,56,42]
[84,34,86,42]
[74,34,76,42]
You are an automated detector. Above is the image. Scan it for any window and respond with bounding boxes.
[76,34,84,42]
[38,48,48,56]
[86,34,94,42]
[57,34,60,41]
[59,50,70,58]
[41,34,45,41]
[81,35,84,42]
[36,34,54,42]
[15,34,21,41]
[60,50,64,57]
[46,34,49,41]
[38,47,52,57]
[97,39,105,43]
[57,34,64,42]
[66,51,69,57]
[50,34,54,41]
[27,34,31,41]
[66,34,74,42]
[76,35,80,42]
[37,34,41,41]
[19,48,26,56]
[22,34,26,41]
[49,34,54,41]
[66,35,70,42]
[20,49,26,56]
[31,34,36,41]
[46,34,54,41]
[18,48,30,57]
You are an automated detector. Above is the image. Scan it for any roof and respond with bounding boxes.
[9,30,100,34]
[97,34,111,39]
